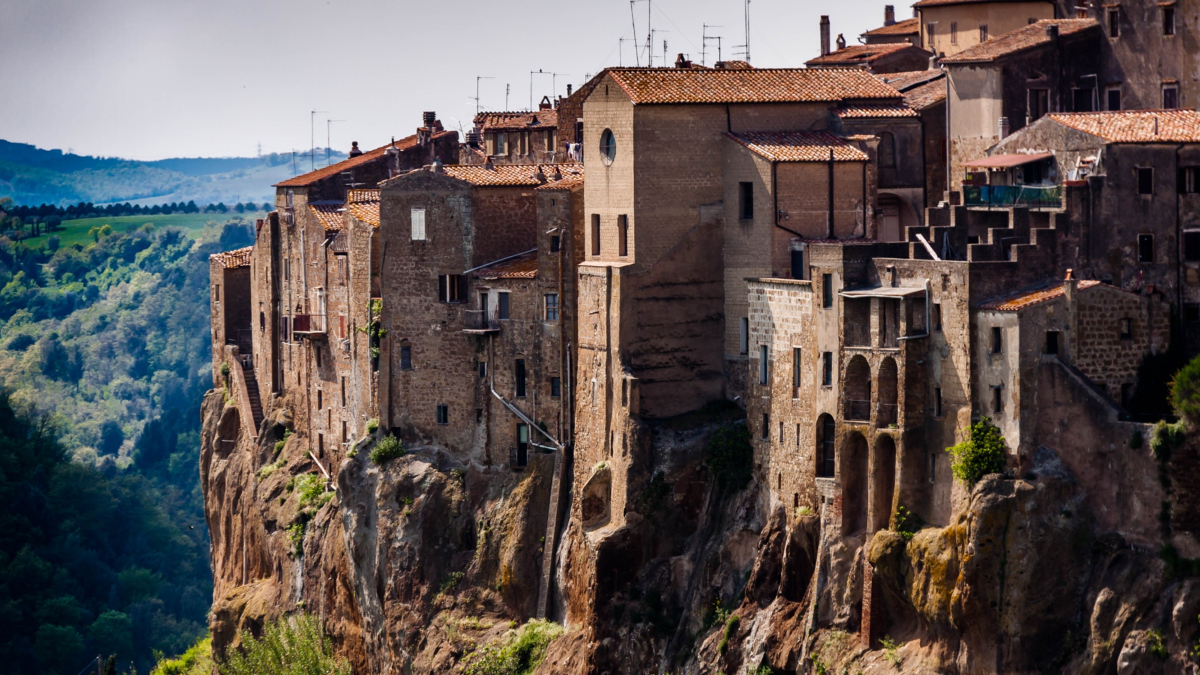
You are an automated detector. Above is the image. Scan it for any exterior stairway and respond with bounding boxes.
[243,368,264,431]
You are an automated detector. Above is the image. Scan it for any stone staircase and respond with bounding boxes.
[536,445,571,619]
[243,367,264,431]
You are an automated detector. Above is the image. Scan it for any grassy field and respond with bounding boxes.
[23,212,265,247]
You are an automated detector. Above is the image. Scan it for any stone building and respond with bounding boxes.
[916,0,1056,57]
[877,70,948,209]
[805,43,935,74]
[861,6,921,45]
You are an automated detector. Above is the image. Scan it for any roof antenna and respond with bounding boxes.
[472,76,495,115]
[702,24,723,66]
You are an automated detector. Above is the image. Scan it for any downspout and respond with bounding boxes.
[490,381,563,449]
[862,160,867,238]
[773,161,779,233]
[828,149,836,238]
[944,65,951,200]
[1177,143,1185,342]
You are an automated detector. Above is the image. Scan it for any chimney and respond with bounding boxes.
[1045,24,1059,39]
[566,83,573,96]
[998,116,1010,139]
[675,53,692,68]
[422,111,436,128]
[820,16,831,56]
[836,33,846,51]
[1064,268,1077,302]
[885,5,896,26]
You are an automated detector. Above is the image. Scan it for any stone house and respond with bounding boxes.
[861,6,921,46]
[916,0,1056,57]
[805,43,935,74]
[877,70,949,210]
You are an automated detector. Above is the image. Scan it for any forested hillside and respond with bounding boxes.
[0,216,255,674]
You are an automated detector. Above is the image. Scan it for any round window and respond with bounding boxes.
[599,129,616,165]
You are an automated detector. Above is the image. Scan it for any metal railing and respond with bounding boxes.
[845,399,871,422]
[963,184,1062,209]
[463,309,501,331]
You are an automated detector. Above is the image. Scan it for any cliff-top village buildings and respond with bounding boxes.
[209,0,1200,641]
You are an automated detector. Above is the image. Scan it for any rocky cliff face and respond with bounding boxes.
[201,390,1200,673]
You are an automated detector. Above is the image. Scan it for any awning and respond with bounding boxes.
[962,152,1054,169]
[840,286,926,299]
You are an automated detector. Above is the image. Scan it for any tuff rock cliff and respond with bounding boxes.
[201,389,1200,673]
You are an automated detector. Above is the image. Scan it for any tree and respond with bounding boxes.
[1171,354,1200,428]
[945,417,1008,485]
[35,624,84,673]
[90,611,134,664]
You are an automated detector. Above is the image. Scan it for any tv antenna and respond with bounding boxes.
[326,118,343,166]
[702,25,723,65]
[505,83,511,110]
[472,76,494,114]
[630,0,651,66]
[731,0,751,62]
[310,110,327,172]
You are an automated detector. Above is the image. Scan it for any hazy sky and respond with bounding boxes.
[0,0,902,161]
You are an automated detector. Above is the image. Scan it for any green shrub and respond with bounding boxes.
[365,418,379,434]
[702,600,730,630]
[220,613,351,675]
[370,434,405,464]
[880,635,903,666]
[257,458,285,481]
[1147,628,1167,660]
[151,635,213,675]
[892,506,923,541]
[461,619,563,675]
[219,362,230,379]
[945,417,1007,485]
[294,473,331,511]
[440,571,465,595]
[718,614,740,655]
[1172,354,1200,427]
[706,423,752,493]
[1151,420,1186,462]
[286,522,307,557]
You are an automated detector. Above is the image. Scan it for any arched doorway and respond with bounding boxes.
[844,355,871,422]
[842,432,869,535]
[872,435,897,532]
[878,357,898,426]
[817,414,836,478]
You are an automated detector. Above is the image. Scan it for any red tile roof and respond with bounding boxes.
[942,19,1098,63]
[864,18,920,36]
[726,131,871,162]
[916,0,1050,7]
[274,130,456,188]
[346,189,380,227]
[474,109,558,131]
[1046,110,1200,143]
[902,78,947,109]
[211,246,253,268]
[536,174,585,191]
[806,43,930,67]
[834,104,919,118]
[876,69,942,90]
[979,280,1102,311]
[308,201,344,231]
[438,163,583,187]
[604,67,903,105]
[472,250,538,279]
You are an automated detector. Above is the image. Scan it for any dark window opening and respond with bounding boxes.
[1108,9,1120,37]
[1028,88,1049,122]
[437,404,449,425]
[934,387,942,417]
[498,292,510,320]
[618,214,628,256]
[260,311,265,331]
[790,247,805,279]
[1164,86,1179,109]
[992,386,1004,413]
[817,415,836,478]
[822,352,833,386]
[478,360,487,378]
[599,128,616,165]
[1184,231,1200,261]
[1072,88,1094,112]
[822,274,833,308]
[978,23,988,41]
[1185,303,1200,323]
[400,345,412,370]
[438,274,467,303]
[991,326,1003,353]
[1119,318,1133,340]
[762,413,770,439]
[476,408,484,422]
[1045,330,1060,354]
[759,345,769,385]
[1107,88,1122,111]
[317,390,323,410]
[1138,167,1155,195]
[315,347,322,368]
[515,359,527,397]
[342,421,347,445]
[1164,6,1176,35]
[550,235,561,252]
[516,424,529,466]
[792,347,802,396]
[591,214,601,256]
[739,182,754,220]
[341,377,346,406]
[1183,167,1199,194]
[932,303,942,332]
[318,434,324,458]
[551,376,561,398]
[1138,234,1154,263]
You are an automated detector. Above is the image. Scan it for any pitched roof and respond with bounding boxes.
[308,201,344,231]
[725,131,871,162]
[1045,110,1200,143]
[806,43,929,67]
[211,246,253,268]
[346,189,380,227]
[437,163,583,187]
[875,69,943,90]
[979,280,1102,311]
[274,130,456,188]
[942,19,1098,64]
[536,174,585,191]
[474,109,559,131]
[915,0,1051,7]
[902,78,947,109]
[603,67,902,105]
[863,18,920,37]
[472,250,538,280]
[834,104,919,118]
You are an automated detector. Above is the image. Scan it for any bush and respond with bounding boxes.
[219,362,230,379]
[461,619,563,675]
[718,613,740,655]
[220,613,351,675]
[151,635,213,675]
[365,418,379,434]
[1151,419,1186,462]
[945,417,1007,485]
[706,423,752,493]
[294,473,331,511]
[1172,354,1200,428]
[440,571,465,595]
[892,506,923,541]
[370,434,405,464]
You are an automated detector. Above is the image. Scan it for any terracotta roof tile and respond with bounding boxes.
[942,19,1098,63]
[432,163,583,188]
[726,131,871,162]
[979,280,1102,311]
[274,130,456,188]
[474,109,558,131]
[902,78,947,109]
[211,246,253,268]
[806,43,930,67]
[834,104,919,118]
[875,70,942,90]
[1046,110,1200,143]
[863,18,920,36]
[604,67,902,105]
[472,250,538,279]
[330,231,350,254]
[714,60,753,70]
[346,189,380,227]
[916,0,1049,7]
[536,174,585,191]
[308,201,344,231]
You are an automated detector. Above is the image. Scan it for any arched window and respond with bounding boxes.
[817,414,836,478]
[879,132,896,168]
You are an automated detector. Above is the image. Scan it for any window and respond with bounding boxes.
[1138,234,1154,263]
[318,434,324,458]
[934,387,942,417]
[1186,303,1200,323]
[927,22,936,48]
[739,317,749,355]
[618,214,629,256]
[284,259,290,281]
[932,303,942,332]
[1164,6,1176,35]
[438,274,467,303]
[739,182,754,219]
[822,274,833,308]
[494,132,508,156]
[817,415,836,478]
[978,23,988,41]
[591,214,600,255]
[1164,86,1179,109]
[498,292,510,320]
[599,128,616,165]
[400,344,412,370]
[545,294,559,321]
[515,359,526,397]
[411,207,426,240]
[550,235,560,253]
[478,360,487,378]
[762,413,770,439]
[1072,88,1094,112]
[437,404,449,425]
[790,246,805,279]
[342,421,347,445]
[1184,167,1200,194]
[992,386,1003,413]
[260,312,265,331]
[1028,88,1049,122]
[1184,231,1200,261]
[759,345,769,385]
[476,408,484,422]
[516,424,529,465]
[315,348,322,368]
[779,421,784,443]
[792,347,802,397]
[1107,87,1122,111]
[1046,331,1060,355]
[341,377,346,406]
[213,284,220,303]
[822,352,833,386]
[551,376,561,398]
[1108,9,1120,37]
[317,390,323,410]
[1119,318,1134,340]
[1138,168,1155,195]
[879,132,896,168]
[950,21,958,44]
[991,326,1002,354]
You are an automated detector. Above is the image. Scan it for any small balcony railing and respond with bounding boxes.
[292,313,326,335]
[463,309,501,333]
[963,184,1062,209]
[877,403,898,426]
[845,399,871,422]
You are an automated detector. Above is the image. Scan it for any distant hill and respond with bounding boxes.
[0,139,346,207]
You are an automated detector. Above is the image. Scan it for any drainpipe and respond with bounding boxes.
[489,351,563,450]
[943,65,951,201]
[828,149,836,238]
[1177,143,1185,343]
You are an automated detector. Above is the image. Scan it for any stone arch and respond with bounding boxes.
[878,357,898,426]
[816,414,836,478]
[842,431,869,535]
[872,435,897,532]
[844,355,871,422]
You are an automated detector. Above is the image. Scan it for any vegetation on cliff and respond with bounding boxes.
[221,614,351,675]
[946,416,1008,485]
[462,619,563,675]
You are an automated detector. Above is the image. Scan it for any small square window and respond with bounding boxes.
[1138,167,1154,195]
[478,360,487,378]
[1138,234,1154,263]
[411,207,427,241]
[1183,231,1200,261]
[438,274,467,303]
[1119,318,1133,340]
[1107,87,1122,111]
[550,235,561,253]
[437,404,449,425]
[1184,167,1200,194]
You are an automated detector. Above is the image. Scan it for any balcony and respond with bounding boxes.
[845,399,871,422]
[292,313,327,338]
[463,309,501,334]
[963,184,1062,209]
